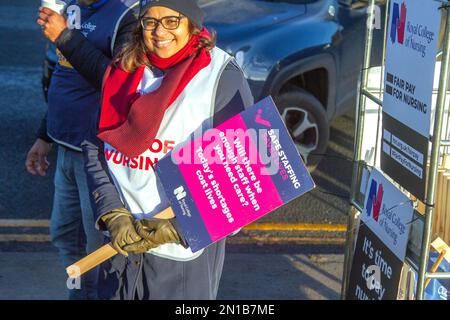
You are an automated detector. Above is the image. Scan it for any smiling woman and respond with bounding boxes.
[118,0,216,72]
[141,9,190,58]
[81,0,254,300]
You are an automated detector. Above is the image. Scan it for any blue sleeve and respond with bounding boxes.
[81,119,124,230]
[55,6,139,90]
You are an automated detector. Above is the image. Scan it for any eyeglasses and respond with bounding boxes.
[140,15,185,31]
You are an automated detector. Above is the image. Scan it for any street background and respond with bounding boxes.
[0,0,355,299]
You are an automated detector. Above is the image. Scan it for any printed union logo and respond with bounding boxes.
[390,1,407,45]
[366,179,384,222]
[174,185,186,201]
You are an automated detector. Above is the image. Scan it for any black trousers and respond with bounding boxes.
[98,239,226,300]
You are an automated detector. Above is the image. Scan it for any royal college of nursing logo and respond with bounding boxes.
[390,1,407,45]
[366,179,384,222]
[174,186,187,201]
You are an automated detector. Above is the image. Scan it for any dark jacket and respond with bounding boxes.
[37,0,140,149]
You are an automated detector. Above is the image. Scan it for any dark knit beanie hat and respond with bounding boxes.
[139,0,204,29]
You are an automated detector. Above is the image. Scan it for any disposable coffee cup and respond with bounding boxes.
[41,0,66,15]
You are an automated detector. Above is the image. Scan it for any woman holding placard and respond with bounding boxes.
[82,0,253,299]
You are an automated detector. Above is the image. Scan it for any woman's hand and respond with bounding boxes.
[37,7,67,43]
[101,208,142,257]
[123,219,182,254]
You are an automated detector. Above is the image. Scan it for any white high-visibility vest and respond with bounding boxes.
[105,47,233,261]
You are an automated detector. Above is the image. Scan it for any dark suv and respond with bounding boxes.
[42,0,384,168]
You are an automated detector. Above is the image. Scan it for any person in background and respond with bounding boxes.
[25,0,139,299]
[82,0,254,299]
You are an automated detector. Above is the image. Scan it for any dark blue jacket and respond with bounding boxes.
[37,0,139,150]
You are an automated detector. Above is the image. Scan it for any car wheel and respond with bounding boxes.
[275,87,329,170]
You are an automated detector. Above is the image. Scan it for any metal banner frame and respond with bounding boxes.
[341,0,450,300]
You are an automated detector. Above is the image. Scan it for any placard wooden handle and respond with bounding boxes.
[66,207,175,278]
[66,243,117,278]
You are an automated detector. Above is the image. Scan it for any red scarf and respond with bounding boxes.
[97,28,212,158]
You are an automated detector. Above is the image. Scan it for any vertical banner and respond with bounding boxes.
[347,169,414,300]
[155,97,315,252]
[381,0,441,200]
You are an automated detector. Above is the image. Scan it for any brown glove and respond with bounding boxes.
[101,208,142,257]
[123,218,183,254]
